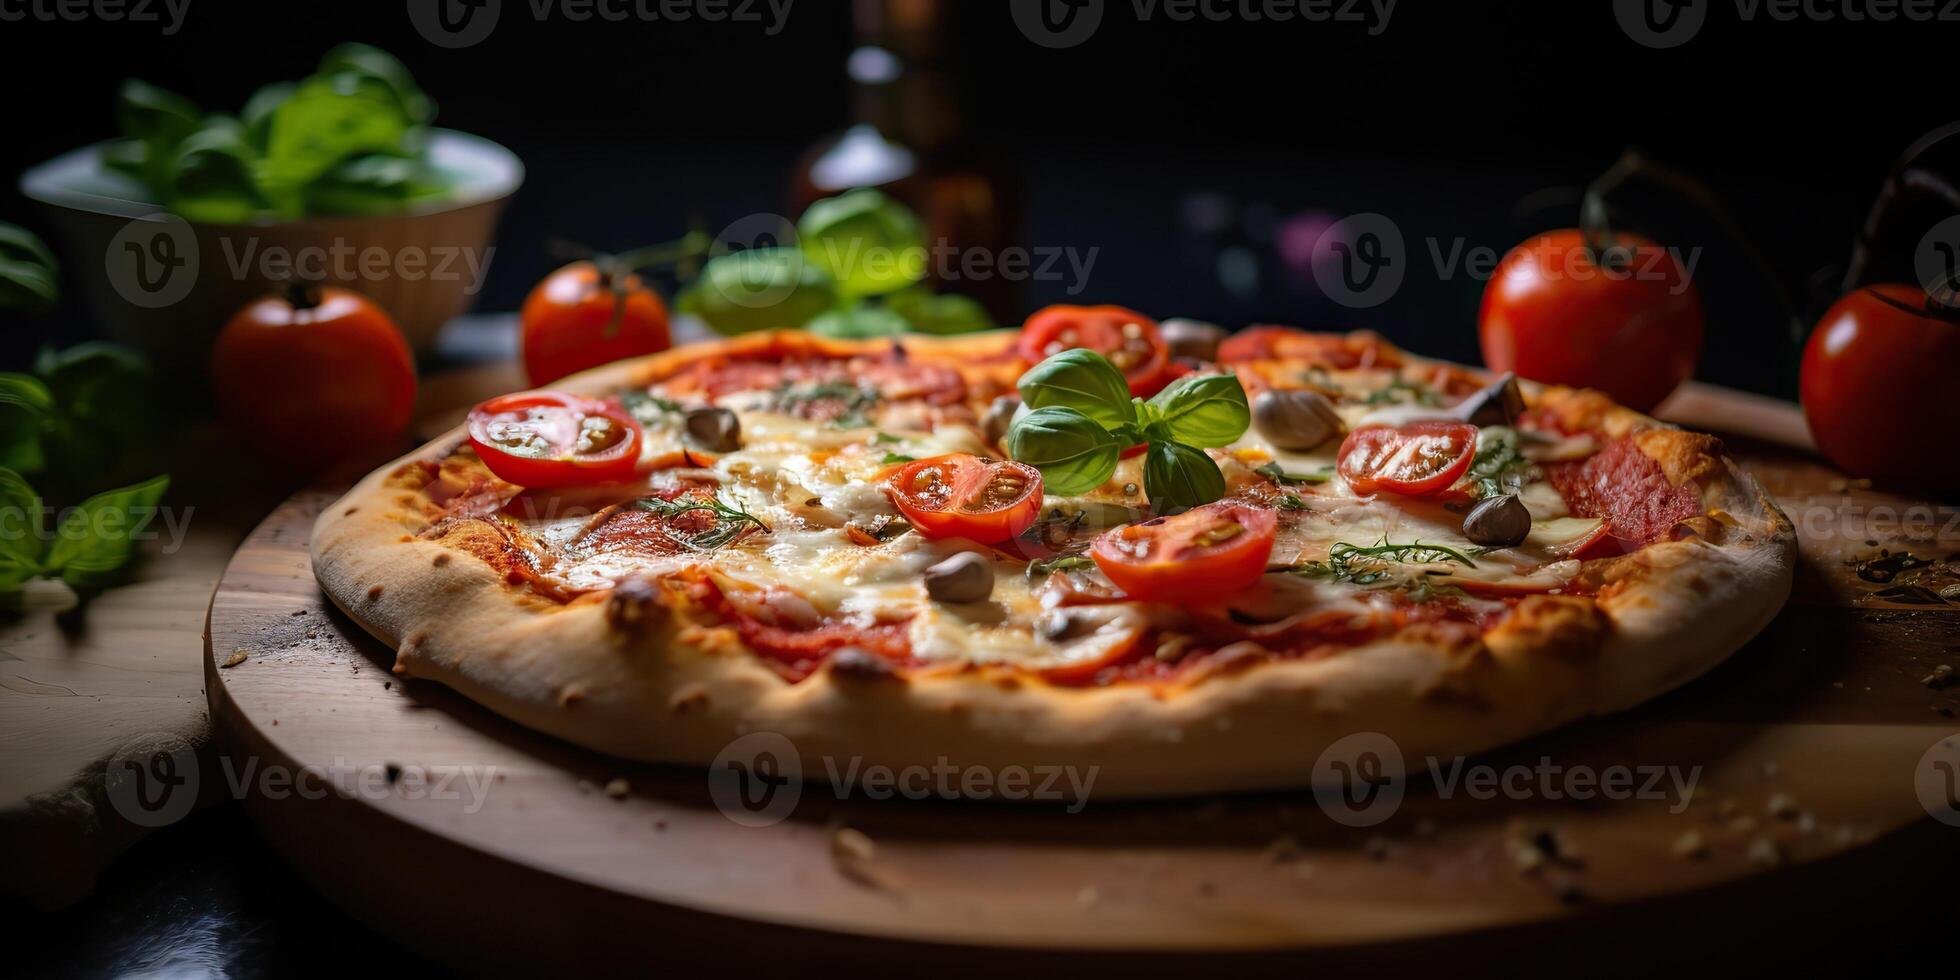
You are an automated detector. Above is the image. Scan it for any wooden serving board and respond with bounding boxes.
[205,384,1960,974]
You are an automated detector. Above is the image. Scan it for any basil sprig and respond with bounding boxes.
[1005,350,1249,512]
[0,467,170,595]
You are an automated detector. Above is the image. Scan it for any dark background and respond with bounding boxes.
[2,0,1955,396]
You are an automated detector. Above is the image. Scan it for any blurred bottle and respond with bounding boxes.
[793,0,1020,322]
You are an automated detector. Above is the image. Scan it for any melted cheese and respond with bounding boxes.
[508,366,1594,671]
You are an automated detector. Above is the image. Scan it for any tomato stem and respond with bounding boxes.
[1582,149,1802,340]
[1843,122,1960,294]
[280,279,323,312]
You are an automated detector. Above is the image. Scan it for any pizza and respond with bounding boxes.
[312,309,1795,797]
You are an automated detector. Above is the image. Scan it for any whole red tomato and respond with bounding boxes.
[210,284,416,475]
[1800,283,1960,485]
[1479,228,1704,412]
[522,261,672,385]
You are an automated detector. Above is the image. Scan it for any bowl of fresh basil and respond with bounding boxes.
[18,44,522,371]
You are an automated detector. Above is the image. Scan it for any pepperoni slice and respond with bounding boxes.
[1544,435,1702,544]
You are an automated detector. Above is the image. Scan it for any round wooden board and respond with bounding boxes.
[206,386,1960,974]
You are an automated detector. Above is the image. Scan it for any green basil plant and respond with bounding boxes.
[679,188,994,339]
[1006,349,1250,512]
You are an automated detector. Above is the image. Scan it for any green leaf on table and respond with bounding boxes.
[36,343,153,441]
[0,468,45,590]
[44,475,169,590]
[678,247,840,334]
[1017,348,1137,432]
[1143,440,1225,513]
[884,288,993,334]
[1144,372,1249,448]
[797,188,926,299]
[1005,406,1121,496]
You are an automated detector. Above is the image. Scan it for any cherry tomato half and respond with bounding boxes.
[521,261,673,386]
[886,453,1044,543]
[1337,422,1480,496]
[1478,229,1704,412]
[466,391,643,488]
[1800,283,1960,485]
[1090,501,1277,604]
[1017,304,1174,396]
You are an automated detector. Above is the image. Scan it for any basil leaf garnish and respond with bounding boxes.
[1143,440,1224,514]
[1144,372,1250,448]
[1006,406,1121,496]
[1017,348,1137,431]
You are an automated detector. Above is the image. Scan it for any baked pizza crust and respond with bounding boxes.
[312,331,1795,797]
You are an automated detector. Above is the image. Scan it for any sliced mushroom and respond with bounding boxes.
[1161,318,1228,362]
[1253,389,1345,451]
[1462,493,1532,548]
[923,552,994,604]
[1455,372,1525,428]
[683,407,742,453]
[981,394,1020,447]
